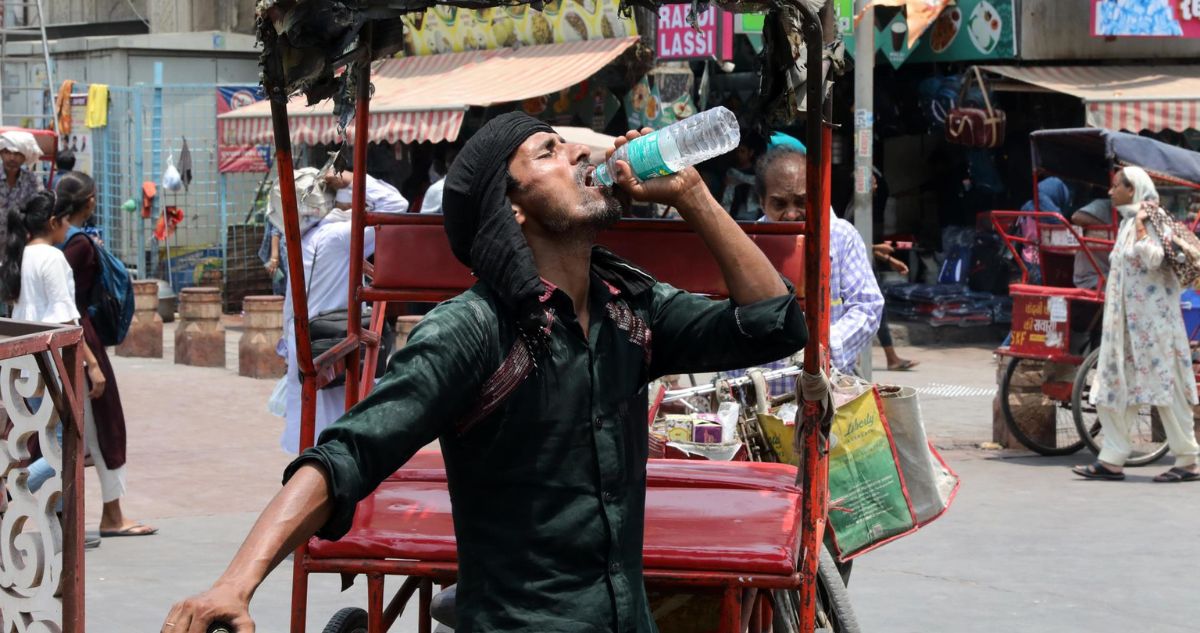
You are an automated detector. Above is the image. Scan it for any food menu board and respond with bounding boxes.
[902,0,1016,64]
[832,0,1015,67]
[402,0,637,55]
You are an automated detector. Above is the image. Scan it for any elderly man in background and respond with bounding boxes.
[753,146,884,388]
[0,130,44,213]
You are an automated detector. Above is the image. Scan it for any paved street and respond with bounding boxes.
[86,328,1200,632]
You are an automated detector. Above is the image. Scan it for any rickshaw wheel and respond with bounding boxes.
[322,607,368,633]
[1071,348,1170,467]
[770,545,861,633]
[1000,357,1086,456]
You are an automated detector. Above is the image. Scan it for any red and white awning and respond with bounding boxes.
[219,37,638,146]
[983,65,1200,133]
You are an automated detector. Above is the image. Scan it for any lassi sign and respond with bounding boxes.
[656,3,735,60]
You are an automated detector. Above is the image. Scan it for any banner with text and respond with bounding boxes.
[403,0,637,55]
[1091,0,1200,38]
[216,86,271,174]
[656,3,735,60]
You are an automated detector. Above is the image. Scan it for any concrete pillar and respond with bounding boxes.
[396,316,423,349]
[174,287,225,368]
[117,280,163,358]
[238,296,286,379]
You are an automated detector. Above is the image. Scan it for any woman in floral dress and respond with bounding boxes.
[1074,166,1200,482]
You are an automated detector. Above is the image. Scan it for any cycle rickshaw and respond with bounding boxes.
[992,128,1200,465]
[258,0,847,632]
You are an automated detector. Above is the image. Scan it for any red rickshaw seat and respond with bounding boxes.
[1008,283,1104,302]
[311,457,802,576]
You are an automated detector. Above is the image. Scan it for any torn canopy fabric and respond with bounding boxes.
[256,0,831,131]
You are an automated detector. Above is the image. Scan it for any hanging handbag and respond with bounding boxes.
[300,243,397,389]
[945,67,1007,149]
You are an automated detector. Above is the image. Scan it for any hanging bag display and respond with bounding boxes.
[945,67,1007,149]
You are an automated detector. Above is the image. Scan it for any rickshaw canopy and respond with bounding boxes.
[1031,127,1200,190]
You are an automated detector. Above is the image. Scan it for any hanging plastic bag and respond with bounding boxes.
[267,376,288,417]
[878,385,960,526]
[267,167,334,235]
[162,153,183,192]
[825,387,918,561]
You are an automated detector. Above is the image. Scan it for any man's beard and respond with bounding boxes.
[541,163,623,236]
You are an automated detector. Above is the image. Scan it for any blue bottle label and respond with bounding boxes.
[626,132,673,180]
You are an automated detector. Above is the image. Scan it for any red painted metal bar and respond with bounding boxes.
[303,554,806,589]
[365,210,815,234]
[368,573,385,633]
[360,301,387,402]
[260,22,317,633]
[49,338,85,632]
[418,579,434,633]
[382,577,424,630]
[795,2,829,632]
[345,25,373,410]
[991,210,1114,290]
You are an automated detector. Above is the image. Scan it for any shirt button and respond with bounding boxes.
[610,562,621,574]
[603,491,615,503]
[593,416,603,430]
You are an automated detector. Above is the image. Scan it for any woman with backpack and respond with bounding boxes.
[1072,167,1200,483]
[51,172,156,536]
[2,191,152,538]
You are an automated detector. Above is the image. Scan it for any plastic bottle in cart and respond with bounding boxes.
[592,107,740,187]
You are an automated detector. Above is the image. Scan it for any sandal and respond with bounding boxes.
[887,359,919,371]
[1072,462,1126,481]
[1153,467,1200,483]
[99,522,158,537]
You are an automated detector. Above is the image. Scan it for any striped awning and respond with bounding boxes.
[982,65,1200,134]
[219,37,638,146]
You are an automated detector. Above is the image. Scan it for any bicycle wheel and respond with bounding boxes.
[1000,356,1086,455]
[1072,348,1170,466]
[771,546,861,633]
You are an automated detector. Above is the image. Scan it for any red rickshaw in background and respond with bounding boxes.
[992,128,1200,465]
[259,0,848,631]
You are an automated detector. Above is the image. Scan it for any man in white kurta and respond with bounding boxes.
[281,172,408,452]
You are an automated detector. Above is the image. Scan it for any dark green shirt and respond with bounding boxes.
[285,270,807,633]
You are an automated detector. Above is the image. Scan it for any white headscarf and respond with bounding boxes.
[0,131,42,169]
[1117,165,1159,219]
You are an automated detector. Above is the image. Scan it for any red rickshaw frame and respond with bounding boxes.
[262,3,834,631]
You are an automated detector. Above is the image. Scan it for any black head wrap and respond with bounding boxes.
[443,112,555,349]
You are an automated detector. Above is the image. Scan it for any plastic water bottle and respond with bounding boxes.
[592,106,740,187]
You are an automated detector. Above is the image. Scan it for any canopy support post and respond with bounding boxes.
[345,24,374,410]
[793,2,832,633]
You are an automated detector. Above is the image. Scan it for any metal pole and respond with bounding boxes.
[853,0,875,380]
[344,24,373,410]
[35,0,55,135]
[150,62,164,284]
[133,87,146,277]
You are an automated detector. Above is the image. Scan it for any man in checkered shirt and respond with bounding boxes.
[736,146,884,395]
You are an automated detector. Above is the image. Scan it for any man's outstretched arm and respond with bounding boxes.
[163,463,332,633]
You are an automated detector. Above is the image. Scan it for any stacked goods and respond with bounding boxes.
[884,283,1008,327]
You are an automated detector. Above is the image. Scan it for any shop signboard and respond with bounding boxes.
[216,86,271,173]
[656,3,734,60]
[1091,0,1200,38]
[904,0,1017,63]
[402,0,637,55]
